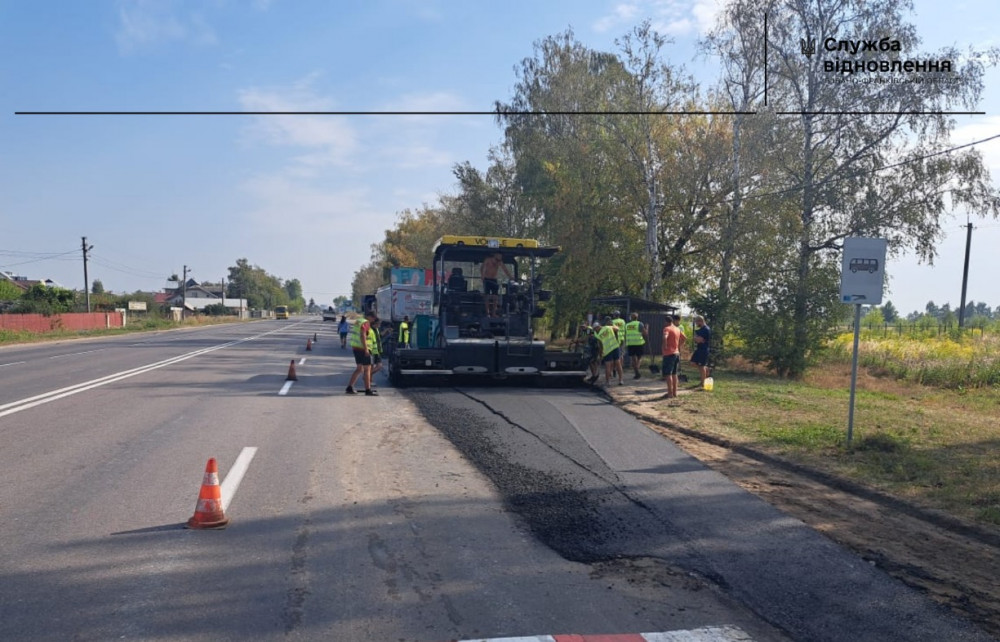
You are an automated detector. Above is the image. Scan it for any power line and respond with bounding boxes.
[88,253,166,280]
[0,249,78,268]
[733,131,1000,206]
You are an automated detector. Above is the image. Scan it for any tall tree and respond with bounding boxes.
[452,144,542,239]
[713,0,999,376]
[882,300,899,323]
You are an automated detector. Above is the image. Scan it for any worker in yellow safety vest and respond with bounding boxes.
[611,311,627,383]
[346,311,378,396]
[596,317,623,386]
[368,320,384,381]
[399,315,410,348]
[624,312,648,379]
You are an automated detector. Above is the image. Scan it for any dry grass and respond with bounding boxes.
[654,360,1000,526]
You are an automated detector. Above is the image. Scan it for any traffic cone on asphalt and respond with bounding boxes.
[286,359,298,381]
[186,458,230,529]
[313,332,318,343]
[306,338,312,351]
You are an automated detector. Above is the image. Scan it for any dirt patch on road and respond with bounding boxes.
[607,384,1000,640]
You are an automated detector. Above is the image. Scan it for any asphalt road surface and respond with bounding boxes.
[0,318,993,641]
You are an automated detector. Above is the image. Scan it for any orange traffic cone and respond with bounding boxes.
[306,338,312,351]
[286,359,298,381]
[186,458,230,529]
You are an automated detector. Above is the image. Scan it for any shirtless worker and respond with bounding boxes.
[481,252,513,317]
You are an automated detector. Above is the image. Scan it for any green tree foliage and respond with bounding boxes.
[0,279,23,302]
[380,205,452,269]
[708,0,999,376]
[452,144,542,239]
[15,284,77,314]
[351,263,383,308]
[882,301,899,323]
[283,278,305,312]
[345,5,999,374]
[202,303,231,316]
[226,258,299,311]
[91,279,104,294]
[864,306,886,328]
[497,29,676,332]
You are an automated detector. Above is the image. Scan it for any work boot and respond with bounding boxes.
[345,386,357,395]
[365,389,379,396]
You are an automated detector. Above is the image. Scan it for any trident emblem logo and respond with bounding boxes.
[800,37,816,57]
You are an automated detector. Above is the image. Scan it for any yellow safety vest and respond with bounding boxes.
[597,325,618,356]
[612,318,626,347]
[625,320,645,346]
[349,320,367,350]
[399,321,410,346]
[368,326,381,355]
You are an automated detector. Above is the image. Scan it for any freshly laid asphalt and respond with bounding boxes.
[408,386,995,642]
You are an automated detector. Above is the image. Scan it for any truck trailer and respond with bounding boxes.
[387,235,587,385]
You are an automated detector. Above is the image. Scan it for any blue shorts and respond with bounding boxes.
[661,354,680,375]
[602,348,620,363]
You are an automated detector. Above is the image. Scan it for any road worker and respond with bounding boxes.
[596,317,623,386]
[346,311,378,396]
[399,315,411,348]
[611,311,626,384]
[624,312,648,379]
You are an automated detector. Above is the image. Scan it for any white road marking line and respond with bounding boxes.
[220,446,257,512]
[0,361,27,368]
[0,326,290,419]
[299,357,306,365]
[48,348,106,360]
[456,628,753,642]
[278,381,294,396]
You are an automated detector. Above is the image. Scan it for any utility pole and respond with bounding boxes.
[81,236,94,312]
[958,222,973,328]
[182,265,189,318]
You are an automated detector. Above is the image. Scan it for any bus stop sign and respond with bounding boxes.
[840,237,887,305]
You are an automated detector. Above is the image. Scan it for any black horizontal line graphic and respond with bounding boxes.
[776,111,986,115]
[14,110,759,116]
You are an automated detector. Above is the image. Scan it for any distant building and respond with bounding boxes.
[162,280,245,314]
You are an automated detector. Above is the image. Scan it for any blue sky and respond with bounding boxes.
[2,0,998,316]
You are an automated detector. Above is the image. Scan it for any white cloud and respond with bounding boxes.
[594,3,640,33]
[593,0,723,37]
[115,0,218,52]
[237,76,358,169]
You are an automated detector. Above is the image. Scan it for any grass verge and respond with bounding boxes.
[656,362,1000,527]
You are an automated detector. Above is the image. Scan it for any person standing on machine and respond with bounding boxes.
[481,252,513,318]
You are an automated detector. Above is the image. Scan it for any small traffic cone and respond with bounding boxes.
[313,332,318,343]
[186,458,230,529]
[306,338,312,351]
[286,359,298,381]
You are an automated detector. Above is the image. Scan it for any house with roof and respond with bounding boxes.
[162,279,246,314]
[1,272,63,292]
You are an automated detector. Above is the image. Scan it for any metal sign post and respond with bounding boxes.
[840,238,888,447]
[847,303,863,445]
